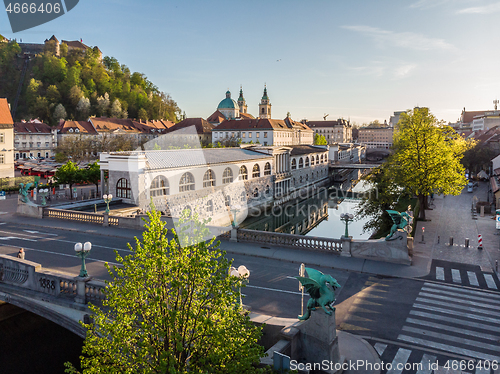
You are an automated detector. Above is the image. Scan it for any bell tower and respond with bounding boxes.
[259,85,271,119]
[238,85,248,114]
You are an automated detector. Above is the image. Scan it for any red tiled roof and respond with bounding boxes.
[0,98,13,126]
[167,118,214,134]
[14,122,52,133]
[462,110,488,124]
[305,120,348,128]
[207,110,226,124]
[215,117,312,131]
[239,112,255,119]
[57,120,97,134]
[61,40,89,50]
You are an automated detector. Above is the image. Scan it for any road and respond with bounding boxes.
[2,186,500,372]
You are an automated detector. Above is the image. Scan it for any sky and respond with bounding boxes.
[2,0,500,124]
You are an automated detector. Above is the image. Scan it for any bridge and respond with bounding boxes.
[0,254,105,338]
[329,163,380,169]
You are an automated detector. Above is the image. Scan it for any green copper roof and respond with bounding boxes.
[218,91,239,109]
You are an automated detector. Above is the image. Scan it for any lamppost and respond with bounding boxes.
[340,213,354,237]
[231,204,241,228]
[103,194,113,213]
[230,265,250,307]
[39,188,49,206]
[74,241,92,278]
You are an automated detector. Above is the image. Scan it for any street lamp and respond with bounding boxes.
[231,204,242,228]
[74,241,92,278]
[39,188,49,206]
[103,194,113,214]
[230,265,250,307]
[340,213,354,237]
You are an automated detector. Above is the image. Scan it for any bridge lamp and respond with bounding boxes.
[103,194,113,214]
[230,265,250,307]
[74,241,92,278]
[340,213,354,238]
[231,204,242,228]
[39,188,49,206]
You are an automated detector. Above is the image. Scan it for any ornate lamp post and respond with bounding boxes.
[340,213,354,237]
[231,204,241,228]
[230,265,250,307]
[103,194,113,213]
[39,188,49,206]
[74,241,92,278]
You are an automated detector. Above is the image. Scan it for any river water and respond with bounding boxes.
[0,173,370,373]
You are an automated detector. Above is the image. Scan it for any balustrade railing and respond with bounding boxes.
[237,229,342,253]
[44,208,104,225]
[0,255,106,305]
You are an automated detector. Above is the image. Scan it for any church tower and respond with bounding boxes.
[259,85,271,119]
[237,86,248,114]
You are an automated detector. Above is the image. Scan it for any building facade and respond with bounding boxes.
[0,99,14,178]
[14,120,57,159]
[358,127,394,149]
[212,117,314,146]
[305,119,352,144]
[99,145,330,226]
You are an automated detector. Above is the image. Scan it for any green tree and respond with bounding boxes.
[314,133,327,145]
[390,107,467,219]
[81,162,100,195]
[461,139,495,175]
[66,211,266,374]
[53,103,67,123]
[138,107,148,121]
[55,161,81,199]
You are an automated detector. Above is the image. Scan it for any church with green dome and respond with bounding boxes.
[207,86,271,124]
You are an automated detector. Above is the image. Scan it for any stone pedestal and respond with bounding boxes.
[296,309,344,373]
[230,228,238,242]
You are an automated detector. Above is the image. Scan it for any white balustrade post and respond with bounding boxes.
[75,276,90,304]
[340,236,352,257]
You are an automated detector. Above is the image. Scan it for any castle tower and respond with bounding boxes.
[237,86,248,114]
[259,85,271,119]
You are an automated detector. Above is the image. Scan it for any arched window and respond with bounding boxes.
[203,169,216,188]
[311,157,315,166]
[305,157,310,167]
[265,185,270,195]
[264,162,271,175]
[321,154,324,163]
[150,176,169,197]
[239,165,248,180]
[179,172,195,192]
[253,188,259,198]
[206,200,213,213]
[299,158,304,168]
[116,178,131,199]
[291,159,297,170]
[222,167,233,184]
[252,164,260,178]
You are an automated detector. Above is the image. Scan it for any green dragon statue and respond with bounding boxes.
[385,210,411,241]
[19,183,33,203]
[296,267,341,321]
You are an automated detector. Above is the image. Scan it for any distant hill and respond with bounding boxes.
[0,38,181,124]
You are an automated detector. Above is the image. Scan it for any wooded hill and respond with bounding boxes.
[0,38,181,125]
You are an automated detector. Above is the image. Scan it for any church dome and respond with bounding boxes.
[218,90,240,110]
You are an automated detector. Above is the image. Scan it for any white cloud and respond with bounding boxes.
[342,25,456,51]
[457,2,500,14]
[394,64,417,78]
[410,0,452,9]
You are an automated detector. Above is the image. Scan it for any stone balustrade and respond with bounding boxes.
[0,254,106,305]
[44,208,105,225]
[237,229,342,253]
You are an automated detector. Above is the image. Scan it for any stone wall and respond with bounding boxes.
[348,230,411,265]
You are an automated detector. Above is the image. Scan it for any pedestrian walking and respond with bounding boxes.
[17,248,25,260]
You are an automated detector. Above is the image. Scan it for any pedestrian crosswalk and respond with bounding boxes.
[376,281,500,373]
[427,260,500,290]
[371,341,496,374]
